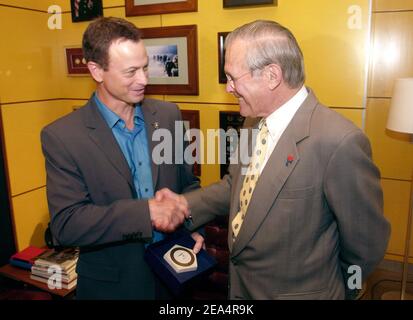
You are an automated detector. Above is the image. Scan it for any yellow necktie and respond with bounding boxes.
[232,119,269,239]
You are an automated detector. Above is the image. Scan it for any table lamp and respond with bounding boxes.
[386,78,413,300]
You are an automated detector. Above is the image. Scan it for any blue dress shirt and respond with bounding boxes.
[95,94,164,243]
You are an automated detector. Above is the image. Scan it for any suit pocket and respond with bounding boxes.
[273,287,327,300]
[277,185,316,199]
[77,259,119,283]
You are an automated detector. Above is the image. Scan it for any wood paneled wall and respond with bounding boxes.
[366,0,413,262]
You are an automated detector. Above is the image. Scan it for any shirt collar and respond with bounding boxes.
[265,85,308,139]
[94,93,144,129]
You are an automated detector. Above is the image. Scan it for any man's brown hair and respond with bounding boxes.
[82,17,142,70]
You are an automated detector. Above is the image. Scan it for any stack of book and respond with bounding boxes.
[30,248,79,290]
[9,246,47,270]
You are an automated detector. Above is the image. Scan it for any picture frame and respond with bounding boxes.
[125,0,197,16]
[223,0,274,8]
[219,111,245,178]
[141,25,198,95]
[218,32,230,84]
[181,110,201,176]
[70,0,103,22]
[65,47,90,75]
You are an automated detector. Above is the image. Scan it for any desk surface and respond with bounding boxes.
[0,264,76,298]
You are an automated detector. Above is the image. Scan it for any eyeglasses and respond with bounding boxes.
[225,70,252,88]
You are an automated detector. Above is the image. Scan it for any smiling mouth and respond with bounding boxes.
[132,88,145,94]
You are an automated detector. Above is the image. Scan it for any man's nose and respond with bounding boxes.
[226,81,234,94]
[136,69,148,85]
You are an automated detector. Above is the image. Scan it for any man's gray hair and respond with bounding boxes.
[225,20,305,88]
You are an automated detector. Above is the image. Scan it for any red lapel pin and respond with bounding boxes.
[286,154,294,166]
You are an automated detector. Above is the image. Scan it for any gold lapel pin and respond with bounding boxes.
[152,121,159,129]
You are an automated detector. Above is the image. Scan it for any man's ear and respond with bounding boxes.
[87,61,104,83]
[267,64,282,90]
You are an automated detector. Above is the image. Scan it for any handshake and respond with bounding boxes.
[148,188,204,253]
[149,188,189,233]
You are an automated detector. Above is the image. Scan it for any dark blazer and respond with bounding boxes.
[41,97,199,299]
[186,89,390,299]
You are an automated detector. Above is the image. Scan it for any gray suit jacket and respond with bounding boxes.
[186,89,390,299]
[41,97,199,299]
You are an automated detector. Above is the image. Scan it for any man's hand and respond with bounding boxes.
[191,232,205,254]
[156,189,203,253]
[155,188,189,214]
[148,197,189,233]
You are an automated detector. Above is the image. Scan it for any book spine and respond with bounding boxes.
[9,258,32,270]
[33,260,77,271]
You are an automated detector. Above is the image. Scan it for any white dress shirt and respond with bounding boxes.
[259,85,308,174]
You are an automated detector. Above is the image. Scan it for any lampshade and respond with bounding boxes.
[387,78,413,134]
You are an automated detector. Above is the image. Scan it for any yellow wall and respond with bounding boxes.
[0,100,84,249]
[1,0,373,251]
[0,0,52,12]
[0,0,66,249]
[0,5,60,102]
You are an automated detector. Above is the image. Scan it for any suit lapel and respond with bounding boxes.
[141,99,159,189]
[83,98,134,189]
[231,89,318,257]
[231,133,299,256]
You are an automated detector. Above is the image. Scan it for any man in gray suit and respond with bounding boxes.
[41,17,202,299]
[157,20,390,299]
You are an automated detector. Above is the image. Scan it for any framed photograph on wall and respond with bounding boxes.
[125,0,197,16]
[70,0,103,22]
[223,0,274,8]
[181,110,201,176]
[219,111,245,178]
[141,25,198,95]
[218,32,230,84]
[65,47,90,75]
